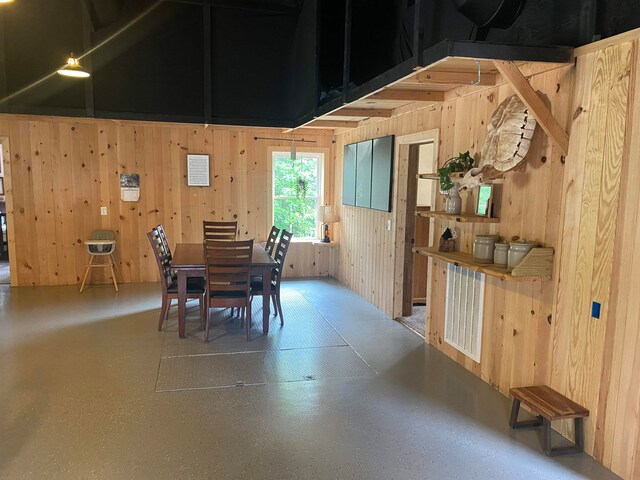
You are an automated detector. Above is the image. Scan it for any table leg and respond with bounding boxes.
[178,270,187,338]
[262,268,270,335]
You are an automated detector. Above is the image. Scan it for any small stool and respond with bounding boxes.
[509,385,589,456]
[80,230,119,293]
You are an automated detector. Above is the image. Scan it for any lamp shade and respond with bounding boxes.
[317,204,337,224]
[57,54,90,78]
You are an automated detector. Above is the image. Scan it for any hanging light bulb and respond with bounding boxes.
[290,137,297,161]
[57,53,90,78]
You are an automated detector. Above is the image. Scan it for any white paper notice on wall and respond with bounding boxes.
[120,173,140,202]
[187,154,210,187]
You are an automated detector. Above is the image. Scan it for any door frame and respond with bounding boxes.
[0,136,16,286]
[391,129,439,319]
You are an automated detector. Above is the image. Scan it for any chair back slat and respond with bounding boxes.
[204,239,253,301]
[271,229,293,288]
[203,221,237,241]
[265,225,280,255]
[147,226,174,292]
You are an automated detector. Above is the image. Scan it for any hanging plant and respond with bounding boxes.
[295,176,308,198]
[438,151,474,192]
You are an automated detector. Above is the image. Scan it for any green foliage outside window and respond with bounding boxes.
[273,153,320,238]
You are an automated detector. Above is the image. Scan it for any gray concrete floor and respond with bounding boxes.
[0,278,620,480]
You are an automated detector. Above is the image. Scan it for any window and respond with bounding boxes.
[272,151,323,239]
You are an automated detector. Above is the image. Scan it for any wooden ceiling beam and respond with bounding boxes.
[412,70,496,86]
[368,89,445,102]
[494,60,569,155]
[326,108,394,118]
[307,120,360,128]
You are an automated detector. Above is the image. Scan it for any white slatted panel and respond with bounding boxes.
[444,264,485,362]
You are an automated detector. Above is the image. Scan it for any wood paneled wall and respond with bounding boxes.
[0,116,335,286]
[333,30,640,479]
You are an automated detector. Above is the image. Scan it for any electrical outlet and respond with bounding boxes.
[100,206,108,216]
[386,219,392,231]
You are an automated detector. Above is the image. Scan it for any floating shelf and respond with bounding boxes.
[415,211,500,223]
[416,172,503,183]
[413,247,553,282]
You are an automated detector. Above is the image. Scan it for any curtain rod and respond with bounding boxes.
[253,137,316,143]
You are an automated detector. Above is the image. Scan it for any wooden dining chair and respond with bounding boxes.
[265,225,280,256]
[203,221,237,241]
[204,239,254,342]
[147,226,205,331]
[251,229,292,326]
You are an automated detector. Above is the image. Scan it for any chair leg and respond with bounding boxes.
[276,291,284,326]
[246,302,252,341]
[271,294,277,316]
[109,260,119,292]
[199,295,205,330]
[79,256,94,293]
[204,295,210,343]
[158,296,170,331]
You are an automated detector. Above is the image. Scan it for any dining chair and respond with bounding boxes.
[203,221,237,241]
[265,225,280,255]
[251,229,292,326]
[204,239,254,342]
[147,226,205,331]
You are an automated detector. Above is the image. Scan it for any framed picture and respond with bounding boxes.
[187,154,210,187]
[476,184,493,217]
[0,177,4,195]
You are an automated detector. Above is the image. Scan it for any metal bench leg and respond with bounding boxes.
[543,417,585,456]
[509,398,544,429]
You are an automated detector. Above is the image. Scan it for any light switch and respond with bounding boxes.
[100,206,108,216]
[386,219,392,231]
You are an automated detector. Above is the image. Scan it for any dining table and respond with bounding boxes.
[172,243,278,338]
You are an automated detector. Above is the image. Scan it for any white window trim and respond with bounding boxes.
[271,150,325,240]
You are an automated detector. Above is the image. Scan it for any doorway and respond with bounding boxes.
[0,138,9,285]
[392,130,438,338]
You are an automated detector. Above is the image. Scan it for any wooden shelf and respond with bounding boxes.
[415,211,500,223]
[416,172,503,184]
[413,247,553,282]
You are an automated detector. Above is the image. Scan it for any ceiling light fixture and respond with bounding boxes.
[0,0,15,4]
[57,53,90,78]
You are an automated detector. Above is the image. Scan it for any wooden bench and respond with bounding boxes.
[509,385,589,456]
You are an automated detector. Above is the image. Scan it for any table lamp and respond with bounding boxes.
[317,205,338,243]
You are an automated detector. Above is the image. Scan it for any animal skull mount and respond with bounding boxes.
[458,94,537,191]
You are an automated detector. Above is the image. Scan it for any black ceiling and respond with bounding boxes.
[0,0,639,127]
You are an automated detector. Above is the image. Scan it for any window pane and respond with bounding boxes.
[274,197,317,238]
[273,155,319,198]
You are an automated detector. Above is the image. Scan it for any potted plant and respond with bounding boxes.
[438,151,474,192]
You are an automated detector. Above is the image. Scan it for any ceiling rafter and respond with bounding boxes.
[326,108,394,118]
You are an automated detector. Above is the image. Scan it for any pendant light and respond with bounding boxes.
[290,136,297,161]
[57,53,90,78]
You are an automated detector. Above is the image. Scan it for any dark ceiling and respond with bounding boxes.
[0,0,639,127]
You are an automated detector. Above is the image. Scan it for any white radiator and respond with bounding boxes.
[444,264,485,362]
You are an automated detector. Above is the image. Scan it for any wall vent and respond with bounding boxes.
[444,263,485,362]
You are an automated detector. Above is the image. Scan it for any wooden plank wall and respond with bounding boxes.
[552,38,640,479]
[333,108,442,316]
[0,116,335,286]
[333,30,640,479]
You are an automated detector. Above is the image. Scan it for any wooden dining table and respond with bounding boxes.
[172,243,278,338]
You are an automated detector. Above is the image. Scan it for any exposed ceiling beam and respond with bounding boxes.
[411,70,496,87]
[493,60,569,155]
[308,120,360,129]
[368,90,445,102]
[327,108,394,118]
[168,0,302,14]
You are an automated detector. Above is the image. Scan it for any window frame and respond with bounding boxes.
[270,149,325,241]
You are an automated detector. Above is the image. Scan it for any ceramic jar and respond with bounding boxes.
[493,242,509,267]
[443,184,462,215]
[507,240,538,269]
[473,234,500,264]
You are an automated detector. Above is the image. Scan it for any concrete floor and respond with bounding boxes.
[0,262,9,284]
[0,278,620,480]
